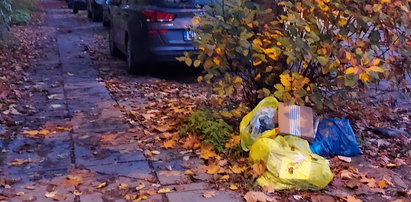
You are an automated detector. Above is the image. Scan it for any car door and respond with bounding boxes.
[110,0,126,53]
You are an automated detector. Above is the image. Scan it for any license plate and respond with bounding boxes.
[183,31,196,41]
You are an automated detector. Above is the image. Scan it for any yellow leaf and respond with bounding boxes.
[370,58,380,66]
[317,48,327,55]
[213,57,221,65]
[184,170,194,175]
[136,183,145,191]
[206,163,220,174]
[252,39,262,47]
[157,188,171,194]
[280,74,292,87]
[200,143,217,160]
[215,48,223,55]
[229,165,247,174]
[219,175,230,181]
[96,182,107,189]
[338,18,348,27]
[304,26,311,32]
[346,52,352,60]
[229,184,238,190]
[163,139,176,149]
[38,129,50,136]
[23,130,39,136]
[367,66,384,73]
[359,73,371,82]
[380,0,391,3]
[118,183,128,190]
[133,195,148,202]
[192,16,201,25]
[346,195,363,202]
[345,67,355,74]
[253,60,262,66]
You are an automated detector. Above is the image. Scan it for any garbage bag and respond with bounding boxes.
[240,97,279,151]
[310,119,361,158]
[249,136,333,190]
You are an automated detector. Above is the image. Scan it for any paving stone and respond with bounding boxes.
[75,143,146,167]
[166,182,210,192]
[3,137,72,174]
[86,161,153,179]
[80,192,104,202]
[156,170,191,185]
[166,190,243,202]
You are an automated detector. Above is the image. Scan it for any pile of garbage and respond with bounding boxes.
[240,97,361,190]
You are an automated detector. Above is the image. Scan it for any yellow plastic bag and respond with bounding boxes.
[249,136,333,190]
[240,97,279,151]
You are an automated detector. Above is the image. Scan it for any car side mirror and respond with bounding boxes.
[108,0,120,5]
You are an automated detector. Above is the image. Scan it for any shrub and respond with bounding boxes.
[0,0,12,41]
[180,110,233,152]
[12,9,31,25]
[178,0,411,112]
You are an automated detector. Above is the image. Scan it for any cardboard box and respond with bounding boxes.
[277,103,315,141]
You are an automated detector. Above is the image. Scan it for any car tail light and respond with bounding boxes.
[142,10,176,22]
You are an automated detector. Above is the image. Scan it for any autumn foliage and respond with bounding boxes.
[179,0,411,111]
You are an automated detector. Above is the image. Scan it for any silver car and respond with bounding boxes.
[108,0,213,74]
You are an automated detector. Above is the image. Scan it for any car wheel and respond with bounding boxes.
[72,3,79,14]
[109,28,121,57]
[126,39,144,75]
[102,17,109,27]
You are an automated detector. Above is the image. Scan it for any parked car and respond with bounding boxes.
[87,0,104,22]
[70,0,87,14]
[108,0,210,74]
[102,0,111,27]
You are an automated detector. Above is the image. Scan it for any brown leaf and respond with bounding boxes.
[100,134,118,143]
[360,174,377,188]
[182,135,201,150]
[253,161,266,176]
[346,195,362,202]
[202,191,216,198]
[206,163,220,174]
[159,171,181,177]
[244,191,275,202]
[340,170,357,180]
[8,159,30,166]
[162,139,177,149]
[200,143,217,160]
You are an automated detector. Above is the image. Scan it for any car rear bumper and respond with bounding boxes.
[148,47,195,63]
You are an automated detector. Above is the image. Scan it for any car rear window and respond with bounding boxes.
[153,0,219,8]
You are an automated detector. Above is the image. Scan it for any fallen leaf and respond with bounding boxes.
[202,191,216,198]
[360,174,377,188]
[229,184,238,190]
[184,170,194,175]
[163,139,177,149]
[378,178,393,189]
[22,130,39,136]
[340,170,357,180]
[118,183,128,190]
[157,188,171,194]
[253,161,266,176]
[134,195,148,201]
[64,175,83,186]
[206,163,220,174]
[45,191,57,198]
[24,186,36,190]
[136,183,145,191]
[124,193,137,200]
[182,135,201,150]
[38,129,50,136]
[100,134,118,143]
[337,156,352,163]
[230,165,247,174]
[159,171,180,177]
[200,143,217,160]
[346,195,362,202]
[8,158,30,166]
[96,182,107,189]
[244,191,275,202]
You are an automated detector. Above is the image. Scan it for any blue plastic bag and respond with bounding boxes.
[310,119,361,158]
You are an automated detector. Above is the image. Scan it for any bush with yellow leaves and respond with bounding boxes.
[178,0,411,111]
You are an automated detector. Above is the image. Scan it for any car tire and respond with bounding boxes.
[72,4,79,14]
[91,4,102,22]
[103,18,109,27]
[109,28,121,57]
[126,39,145,75]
